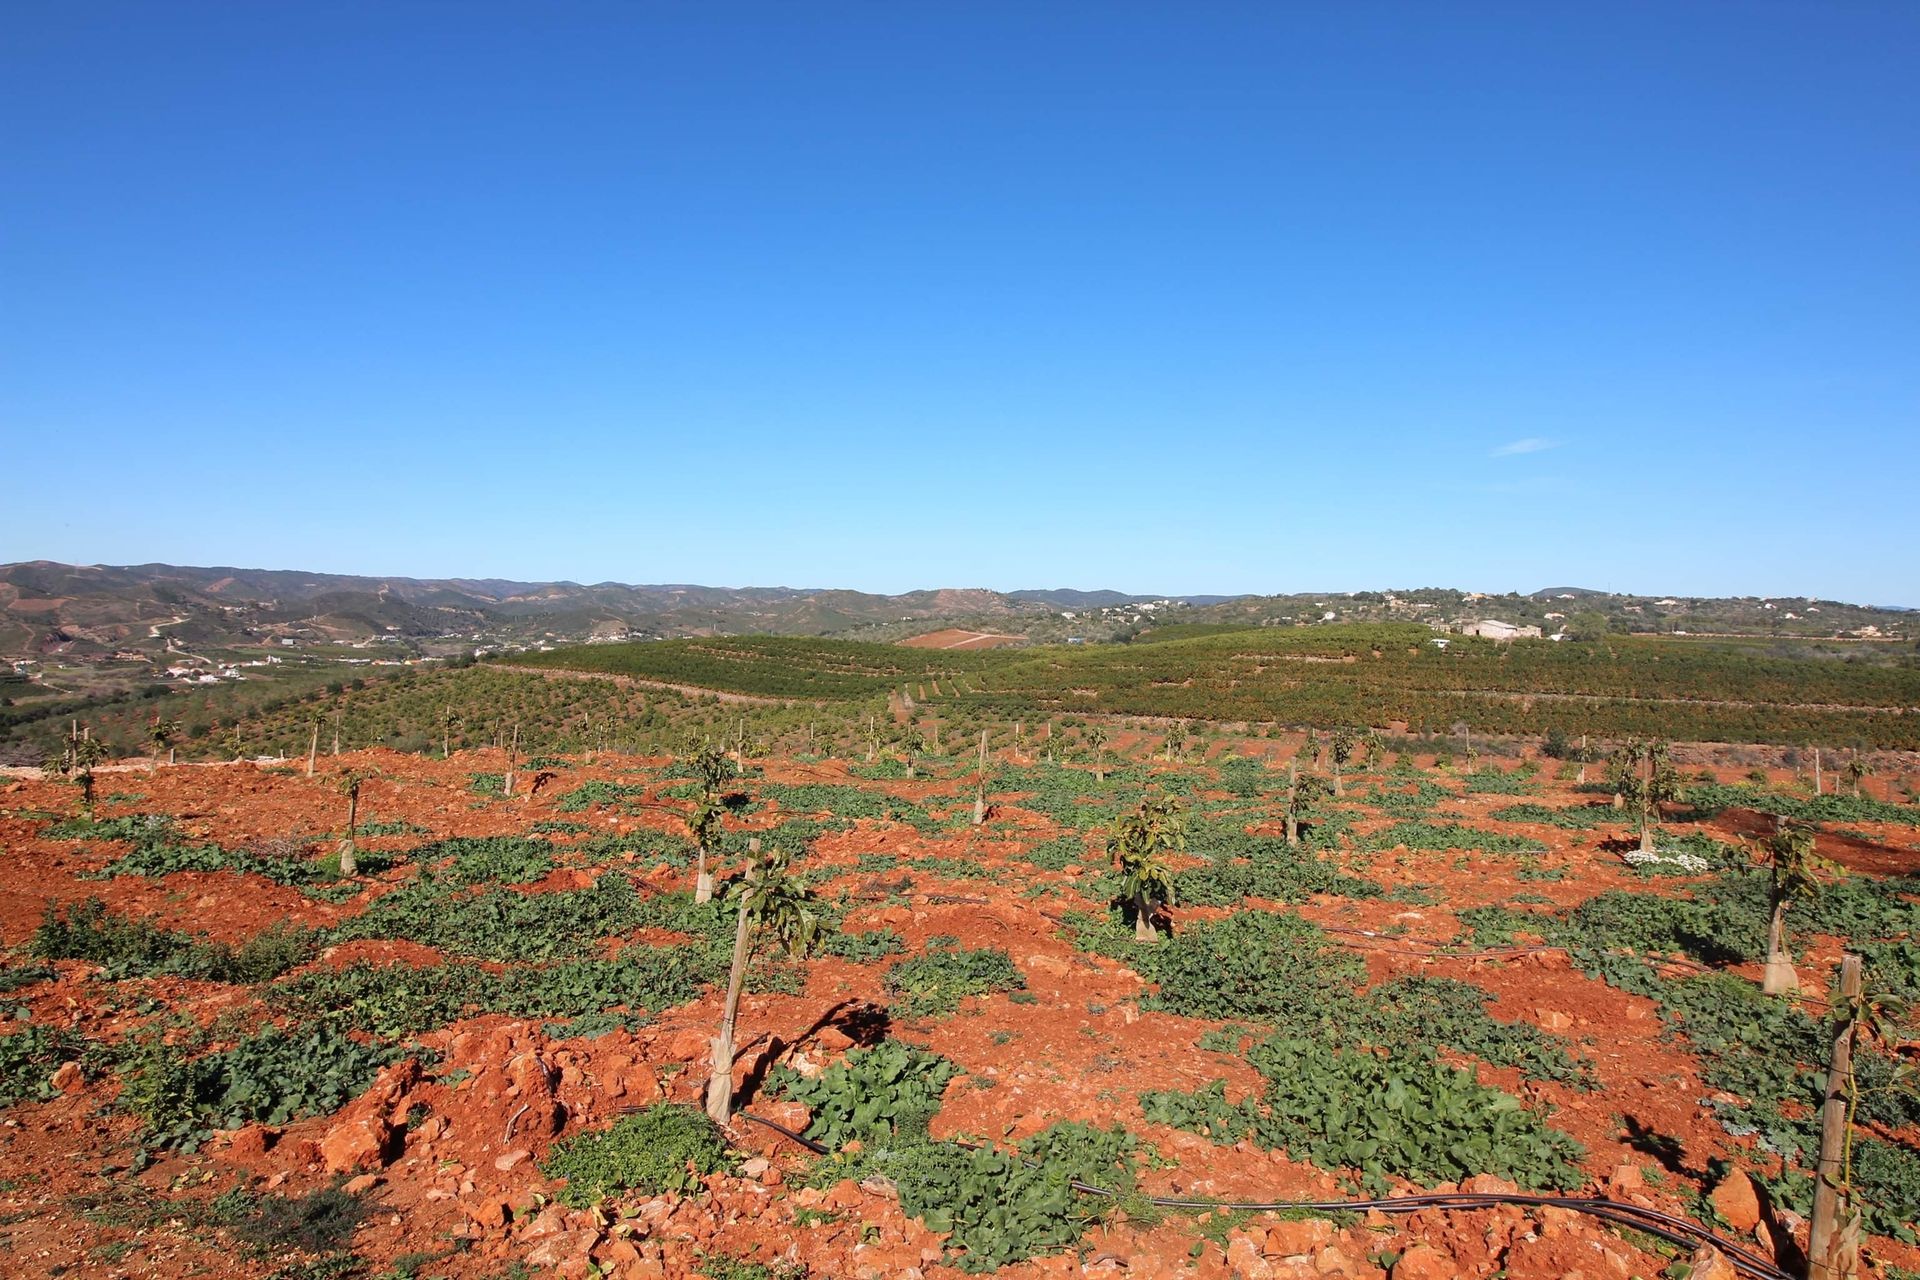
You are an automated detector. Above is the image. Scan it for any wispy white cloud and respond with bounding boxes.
[1489,437,1560,458]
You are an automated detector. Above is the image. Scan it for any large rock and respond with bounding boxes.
[1391,1244,1457,1280]
[1263,1219,1333,1258]
[1709,1170,1761,1231]
[320,1114,397,1174]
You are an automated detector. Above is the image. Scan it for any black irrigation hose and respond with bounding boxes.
[738,1112,1795,1280]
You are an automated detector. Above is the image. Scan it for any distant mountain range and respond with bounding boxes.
[1,561,1908,661]
[0,561,1223,658]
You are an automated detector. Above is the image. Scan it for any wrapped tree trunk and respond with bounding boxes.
[1762,895,1798,994]
[972,729,989,826]
[705,856,758,1124]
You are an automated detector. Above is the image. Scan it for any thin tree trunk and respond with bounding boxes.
[1285,761,1299,846]
[332,710,341,756]
[1134,890,1157,942]
[972,728,988,826]
[1814,748,1823,795]
[1333,760,1343,797]
[339,790,359,877]
[504,724,519,798]
[307,723,319,777]
[695,843,713,904]
[706,868,757,1124]
[1763,896,1798,994]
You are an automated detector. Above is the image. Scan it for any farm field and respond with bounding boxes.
[1,741,1915,1279]
[513,625,1920,749]
[899,630,1029,651]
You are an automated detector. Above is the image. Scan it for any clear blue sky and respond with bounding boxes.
[4,4,1915,602]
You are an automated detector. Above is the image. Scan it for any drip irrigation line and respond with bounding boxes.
[737,1112,1793,1280]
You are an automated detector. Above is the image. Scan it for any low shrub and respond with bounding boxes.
[1142,1037,1584,1192]
[884,944,1025,1018]
[770,1039,957,1148]
[539,1103,733,1206]
[0,1024,85,1106]
[32,899,317,984]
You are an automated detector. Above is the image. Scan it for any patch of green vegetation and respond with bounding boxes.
[415,836,556,885]
[1458,904,1553,946]
[1364,778,1454,819]
[1019,834,1086,871]
[355,819,426,837]
[270,945,717,1040]
[46,813,180,842]
[1173,823,1380,905]
[1141,1036,1584,1193]
[815,928,906,963]
[1489,803,1608,829]
[0,960,56,994]
[329,871,649,962]
[697,1253,808,1280]
[121,1026,404,1150]
[1356,821,1546,855]
[32,899,317,984]
[770,1040,958,1148]
[1684,783,1920,828]
[760,783,893,821]
[538,1103,733,1206]
[850,757,910,781]
[0,1024,85,1106]
[93,835,346,887]
[885,942,1026,1017]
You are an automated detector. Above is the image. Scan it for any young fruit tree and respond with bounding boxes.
[43,734,108,820]
[1109,795,1184,942]
[1609,738,1683,853]
[688,798,723,905]
[146,716,179,774]
[1363,729,1386,771]
[1084,724,1110,781]
[706,844,819,1124]
[1759,821,1828,996]
[689,741,739,803]
[335,768,374,877]
[1327,726,1359,796]
[1283,761,1329,847]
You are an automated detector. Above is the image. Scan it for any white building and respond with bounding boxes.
[1461,619,1543,641]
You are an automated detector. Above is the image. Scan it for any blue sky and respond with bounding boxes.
[4,4,1916,601]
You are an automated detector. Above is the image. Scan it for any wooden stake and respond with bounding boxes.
[1809,954,1864,1280]
[972,728,989,826]
[504,724,519,798]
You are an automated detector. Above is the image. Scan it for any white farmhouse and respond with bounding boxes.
[1461,620,1543,641]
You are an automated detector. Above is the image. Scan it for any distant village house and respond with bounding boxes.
[1459,619,1543,641]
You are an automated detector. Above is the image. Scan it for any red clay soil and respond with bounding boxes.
[0,748,1915,1279]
